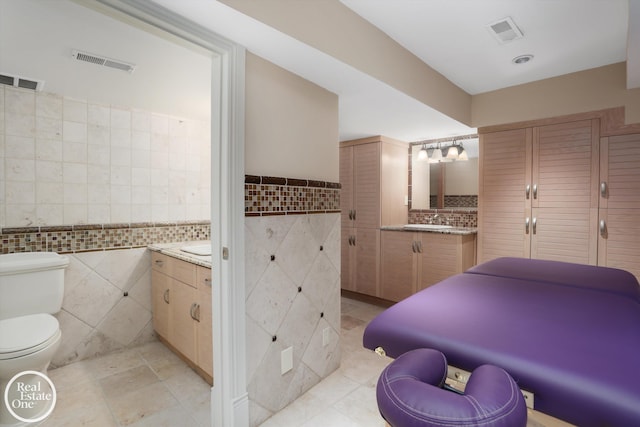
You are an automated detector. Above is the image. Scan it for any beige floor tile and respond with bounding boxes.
[99,364,160,398]
[127,405,199,427]
[106,382,179,426]
[85,347,146,380]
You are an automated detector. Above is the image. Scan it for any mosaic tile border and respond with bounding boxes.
[409,209,478,228]
[0,221,210,254]
[245,175,341,216]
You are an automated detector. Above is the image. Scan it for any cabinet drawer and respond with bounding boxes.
[151,252,197,288]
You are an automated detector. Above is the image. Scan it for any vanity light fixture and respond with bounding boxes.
[446,145,459,160]
[429,144,443,163]
[418,144,429,160]
[458,143,469,161]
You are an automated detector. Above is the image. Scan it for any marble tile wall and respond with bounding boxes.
[52,247,155,368]
[245,212,341,427]
[0,85,211,229]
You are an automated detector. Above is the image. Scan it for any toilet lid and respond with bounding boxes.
[0,314,60,356]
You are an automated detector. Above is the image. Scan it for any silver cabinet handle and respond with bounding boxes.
[352,210,356,221]
[525,184,530,199]
[532,217,537,234]
[411,241,417,253]
[163,289,170,304]
[600,219,607,237]
[600,181,607,198]
[155,259,164,266]
[417,241,423,253]
[348,210,353,220]
[533,184,538,199]
[525,217,530,234]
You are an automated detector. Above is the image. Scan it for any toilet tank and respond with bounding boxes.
[0,252,69,320]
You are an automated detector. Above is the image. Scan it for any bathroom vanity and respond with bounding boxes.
[379,227,476,302]
[149,243,212,385]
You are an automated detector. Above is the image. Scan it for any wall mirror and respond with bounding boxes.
[410,136,479,210]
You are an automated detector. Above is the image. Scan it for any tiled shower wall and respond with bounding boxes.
[243,177,341,427]
[0,85,211,228]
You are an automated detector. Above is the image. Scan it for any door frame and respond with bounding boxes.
[92,1,247,425]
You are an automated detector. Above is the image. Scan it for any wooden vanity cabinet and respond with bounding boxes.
[151,252,213,384]
[380,230,476,302]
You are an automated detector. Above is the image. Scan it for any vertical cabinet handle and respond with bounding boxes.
[417,241,423,253]
[600,182,608,198]
[163,289,170,304]
[348,210,353,220]
[190,303,201,322]
[532,217,537,234]
[532,184,538,199]
[600,220,607,237]
[525,184,531,199]
[411,241,417,253]
[525,217,530,234]
[352,210,356,221]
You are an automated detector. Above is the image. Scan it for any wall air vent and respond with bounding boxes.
[71,49,136,73]
[0,72,45,91]
[487,16,524,44]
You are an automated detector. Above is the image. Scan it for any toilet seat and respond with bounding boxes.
[0,314,61,360]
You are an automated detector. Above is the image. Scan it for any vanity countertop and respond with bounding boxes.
[148,241,212,268]
[381,225,477,235]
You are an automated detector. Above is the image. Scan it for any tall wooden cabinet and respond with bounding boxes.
[340,136,408,295]
[598,133,640,280]
[479,119,599,265]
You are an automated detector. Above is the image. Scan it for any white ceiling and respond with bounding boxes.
[3,0,637,143]
[150,0,637,142]
[341,0,630,95]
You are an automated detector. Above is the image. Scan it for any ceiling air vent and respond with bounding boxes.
[0,72,45,91]
[71,49,136,73]
[487,16,524,44]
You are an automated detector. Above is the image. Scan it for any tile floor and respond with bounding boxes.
[41,296,571,427]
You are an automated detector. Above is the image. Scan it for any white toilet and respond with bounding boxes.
[0,252,69,426]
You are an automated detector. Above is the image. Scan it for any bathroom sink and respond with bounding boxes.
[180,244,212,256]
[403,224,453,231]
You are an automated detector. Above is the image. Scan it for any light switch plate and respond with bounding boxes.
[281,346,293,375]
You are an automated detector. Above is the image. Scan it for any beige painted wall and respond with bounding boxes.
[221,0,471,126]
[472,62,640,128]
[245,53,339,182]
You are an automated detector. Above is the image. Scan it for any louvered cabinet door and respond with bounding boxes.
[478,128,531,262]
[530,120,599,264]
[598,134,640,281]
[353,143,381,229]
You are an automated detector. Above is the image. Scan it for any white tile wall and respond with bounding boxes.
[0,86,211,228]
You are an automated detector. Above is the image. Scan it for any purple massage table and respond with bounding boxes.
[363,257,640,426]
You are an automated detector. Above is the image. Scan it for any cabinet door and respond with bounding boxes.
[353,143,380,229]
[598,134,640,281]
[380,231,415,302]
[478,128,531,262]
[340,146,354,229]
[196,267,213,380]
[151,270,171,339]
[340,227,356,291]
[418,233,459,290]
[531,120,599,264]
[353,228,380,297]
[170,280,197,363]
